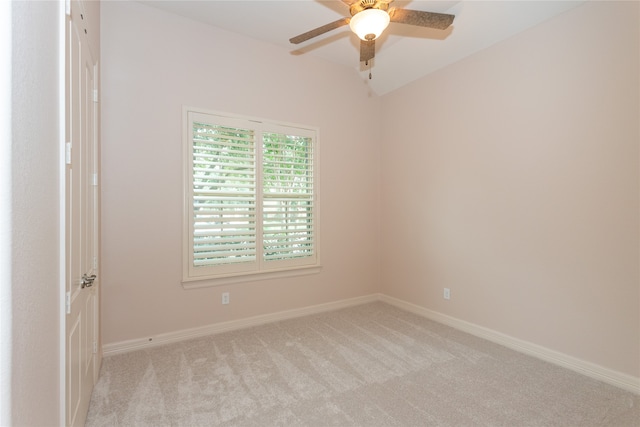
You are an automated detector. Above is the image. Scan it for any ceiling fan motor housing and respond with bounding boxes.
[350,0,390,16]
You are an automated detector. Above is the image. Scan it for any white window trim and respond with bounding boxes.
[182,106,321,288]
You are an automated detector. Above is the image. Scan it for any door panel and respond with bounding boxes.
[65,1,100,426]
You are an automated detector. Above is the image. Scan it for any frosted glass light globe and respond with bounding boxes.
[349,8,390,41]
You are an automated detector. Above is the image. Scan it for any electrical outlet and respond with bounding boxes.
[222,292,230,305]
[444,288,451,300]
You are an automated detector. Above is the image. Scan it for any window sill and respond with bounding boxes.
[181,265,322,289]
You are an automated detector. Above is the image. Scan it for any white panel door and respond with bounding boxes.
[65,1,100,426]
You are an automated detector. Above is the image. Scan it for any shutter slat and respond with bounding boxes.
[194,256,255,266]
[194,245,256,256]
[195,231,255,239]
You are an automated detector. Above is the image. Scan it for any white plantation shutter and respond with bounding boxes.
[263,131,315,266]
[191,119,256,272]
[184,109,318,282]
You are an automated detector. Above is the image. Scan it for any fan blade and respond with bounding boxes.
[289,18,350,44]
[360,39,375,62]
[389,8,455,30]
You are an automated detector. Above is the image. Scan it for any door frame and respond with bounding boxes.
[59,1,67,423]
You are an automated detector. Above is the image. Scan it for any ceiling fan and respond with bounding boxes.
[289,0,455,66]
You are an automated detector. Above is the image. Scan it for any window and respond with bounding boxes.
[183,108,319,286]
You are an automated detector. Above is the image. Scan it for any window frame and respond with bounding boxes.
[182,107,321,288]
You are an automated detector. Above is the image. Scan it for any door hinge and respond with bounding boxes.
[93,89,98,103]
[93,257,98,269]
[92,173,98,186]
[65,292,71,314]
[65,0,70,16]
[93,341,98,354]
[65,142,72,165]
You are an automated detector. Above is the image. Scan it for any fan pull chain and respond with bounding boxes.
[366,60,372,80]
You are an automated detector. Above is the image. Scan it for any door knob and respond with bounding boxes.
[81,273,96,289]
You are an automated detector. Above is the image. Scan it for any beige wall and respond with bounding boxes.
[100,1,382,345]
[381,1,639,377]
[101,0,639,381]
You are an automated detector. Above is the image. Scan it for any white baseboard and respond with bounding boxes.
[379,294,640,395]
[103,292,639,395]
[102,294,378,357]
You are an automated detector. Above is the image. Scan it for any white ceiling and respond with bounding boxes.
[139,0,585,95]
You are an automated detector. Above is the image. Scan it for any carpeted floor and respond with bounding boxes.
[86,302,639,426]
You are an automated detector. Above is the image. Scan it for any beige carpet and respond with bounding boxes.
[86,302,639,426]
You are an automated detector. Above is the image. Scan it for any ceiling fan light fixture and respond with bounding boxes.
[349,8,390,41]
